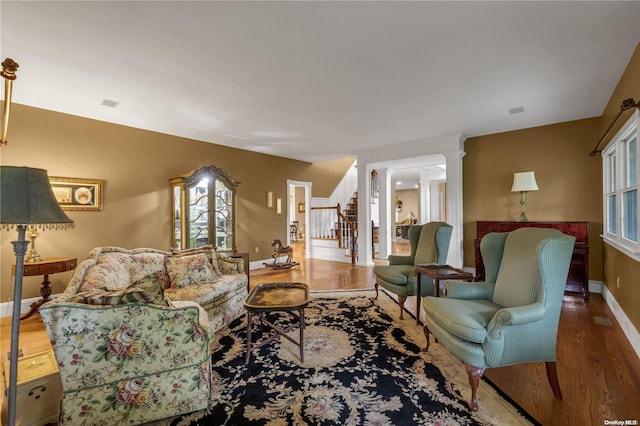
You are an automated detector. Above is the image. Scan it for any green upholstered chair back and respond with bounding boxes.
[406,224,423,260]
[413,221,452,266]
[491,227,572,308]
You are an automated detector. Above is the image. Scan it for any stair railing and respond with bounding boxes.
[310,204,357,264]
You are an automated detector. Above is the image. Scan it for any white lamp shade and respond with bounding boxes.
[511,171,539,192]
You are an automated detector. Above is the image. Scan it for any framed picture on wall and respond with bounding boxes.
[49,177,103,211]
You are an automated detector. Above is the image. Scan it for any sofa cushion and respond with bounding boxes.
[73,288,152,305]
[170,245,221,276]
[373,265,413,286]
[80,261,131,291]
[131,273,169,306]
[423,297,500,344]
[79,250,168,292]
[164,274,248,311]
[166,252,218,288]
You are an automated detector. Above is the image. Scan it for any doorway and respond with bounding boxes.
[287,180,311,259]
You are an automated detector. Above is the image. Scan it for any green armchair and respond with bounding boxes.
[374,221,453,319]
[422,227,575,412]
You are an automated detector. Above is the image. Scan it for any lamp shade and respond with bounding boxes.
[0,166,74,226]
[511,171,539,192]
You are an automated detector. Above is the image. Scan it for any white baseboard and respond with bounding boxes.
[589,280,603,294]
[0,295,58,319]
[249,258,287,270]
[601,284,640,360]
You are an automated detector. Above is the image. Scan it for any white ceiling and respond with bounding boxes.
[2,1,639,164]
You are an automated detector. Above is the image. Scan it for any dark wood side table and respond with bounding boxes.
[244,282,309,365]
[415,264,474,325]
[12,257,77,320]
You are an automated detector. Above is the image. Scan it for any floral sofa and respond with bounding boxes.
[39,246,249,425]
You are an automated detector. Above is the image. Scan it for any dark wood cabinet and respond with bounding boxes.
[474,221,589,299]
[170,165,239,252]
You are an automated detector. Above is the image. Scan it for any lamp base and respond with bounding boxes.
[516,212,529,222]
[26,250,43,263]
[26,225,43,263]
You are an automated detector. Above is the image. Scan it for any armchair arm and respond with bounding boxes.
[487,302,546,338]
[387,254,415,265]
[446,281,494,300]
[39,303,212,392]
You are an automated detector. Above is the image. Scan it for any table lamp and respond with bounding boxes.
[511,171,539,222]
[0,166,74,426]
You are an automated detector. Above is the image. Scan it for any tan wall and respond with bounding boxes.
[598,43,640,329]
[0,104,353,302]
[463,117,603,280]
[604,245,640,328]
[464,42,640,334]
[395,189,419,222]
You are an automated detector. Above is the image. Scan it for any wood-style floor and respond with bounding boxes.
[2,241,639,425]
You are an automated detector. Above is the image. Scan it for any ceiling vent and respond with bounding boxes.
[101,99,119,108]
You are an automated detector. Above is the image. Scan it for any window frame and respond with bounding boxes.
[602,109,640,261]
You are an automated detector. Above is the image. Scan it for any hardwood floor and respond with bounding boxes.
[2,241,639,425]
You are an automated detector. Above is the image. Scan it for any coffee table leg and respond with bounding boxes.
[299,308,305,363]
[245,311,253,365]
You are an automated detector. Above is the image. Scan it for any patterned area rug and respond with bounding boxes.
[163,290,538,425]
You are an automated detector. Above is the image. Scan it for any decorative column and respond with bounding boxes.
[356,164,375,266]
[442,150,466,268]
[377,168,392,259]
[419,170,431,224]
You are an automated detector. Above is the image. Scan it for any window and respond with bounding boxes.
[603,110,640,260]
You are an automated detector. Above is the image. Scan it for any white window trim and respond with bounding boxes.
[602,109,640,262]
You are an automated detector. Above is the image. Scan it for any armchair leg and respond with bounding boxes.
[465,364,485,412]
[398,295,406,320]
[422,324,431,352]
[545,362,563,400]
[374,282,379,299]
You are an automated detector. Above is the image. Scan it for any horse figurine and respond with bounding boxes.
[271,239,293,264]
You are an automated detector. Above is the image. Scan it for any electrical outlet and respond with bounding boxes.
[255,246,260,253]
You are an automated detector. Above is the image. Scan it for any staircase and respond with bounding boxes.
[343,192,358,223]
[309,192,358,263]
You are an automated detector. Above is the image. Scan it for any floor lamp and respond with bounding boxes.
[0,166,74,425]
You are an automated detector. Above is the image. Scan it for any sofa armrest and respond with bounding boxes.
[218,252,248,275]
[39,303,212,392]
[167,300,214,339]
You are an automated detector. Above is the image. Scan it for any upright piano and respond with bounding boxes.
[474,221,589,299]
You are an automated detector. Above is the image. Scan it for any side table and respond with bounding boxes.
[244,282,309,365]
[1,350,63,426]
[12,257,77,320]
[415,264,474,325]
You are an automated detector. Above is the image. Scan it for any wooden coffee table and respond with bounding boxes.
[244,282,309,364]
[415,264,474,324]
